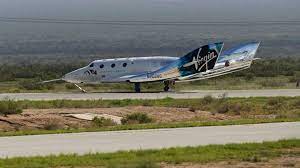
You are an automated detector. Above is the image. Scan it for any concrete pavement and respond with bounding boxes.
[0,122,299,158]
[0,89,299,100]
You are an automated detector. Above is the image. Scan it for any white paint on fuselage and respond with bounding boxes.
[63,56,179,84]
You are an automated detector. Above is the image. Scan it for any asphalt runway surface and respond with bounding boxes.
[0,89,299,100]
[0,122,299,158]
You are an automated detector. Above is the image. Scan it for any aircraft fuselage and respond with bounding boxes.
[63,56,179,84]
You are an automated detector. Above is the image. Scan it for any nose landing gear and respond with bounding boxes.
[74,84,87,93]
[133,81,174,93]
[164,81,170,92]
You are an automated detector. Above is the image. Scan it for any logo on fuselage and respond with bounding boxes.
[183,48,217,72]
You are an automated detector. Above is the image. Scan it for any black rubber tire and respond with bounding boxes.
[134,83,141,93]
[164,86,170,92]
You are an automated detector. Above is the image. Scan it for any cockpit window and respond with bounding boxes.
[89,63,94,67]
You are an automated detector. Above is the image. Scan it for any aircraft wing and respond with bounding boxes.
[129,42,224,83]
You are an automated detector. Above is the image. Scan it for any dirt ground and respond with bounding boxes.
[163,155,300,168]
[0,106,241,131]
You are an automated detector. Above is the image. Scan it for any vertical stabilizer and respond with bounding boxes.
[179,42,224,77]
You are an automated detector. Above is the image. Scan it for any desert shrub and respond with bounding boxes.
[267,98,283,106]
[289,76,299,83]
[65,83,76,90]
[243,155,263,163]
[121,113,153,124]
[19,81,44,90]
[130,159,158,168]
[262,98,286,113]
[276,110,300,119]
[19,80,54,90]
[43,119,62,130]
[292,99,300,108]
[45,84,55,90]
[108,159,158,168]
[215,103,230,114]
[141,101,152,106]
[52,100,69,108]
[202,95,214,105]
[284,70,295,76]
[244,73,255,81]
[162,97,174,102]
[230,103,242,115]
[92,117,116,127]
[259,80,285,87]
[0,100,23,116]
[189,107,196,112]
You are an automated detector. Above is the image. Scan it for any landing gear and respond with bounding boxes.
[163,81,170,92]
[163,80,175,92]
[74,84,87,93]
[134,83,141,93]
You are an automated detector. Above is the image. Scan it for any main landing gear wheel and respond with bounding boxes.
[163,81,170,92]
[164,85,170,92]
[134,83,141,93]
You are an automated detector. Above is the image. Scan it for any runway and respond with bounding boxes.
[0,89,299,100]
[0,122,299,158]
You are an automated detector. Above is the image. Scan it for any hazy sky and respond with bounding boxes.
[0,0,299,21]
[0,0,299,58]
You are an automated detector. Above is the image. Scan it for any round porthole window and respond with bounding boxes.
[123,63,127,67]
[100,64,104,68]
[111,63,115,68]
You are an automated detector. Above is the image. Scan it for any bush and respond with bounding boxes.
[19,81,44,90]
[259,80,285,88]
[65,83,76,90]
[121,113,153,124]
[0,100,23,116]
[202,95,214,105]
[244,73,255,81]
[231,103,242,115]
[19,80,54,90]
[289,76,299,83]
[92,117,116,127]
[189,107,196,112]
[293,99,300,108]
[267,98,283,106]
[215,103,230,114]
[43,119,62,130]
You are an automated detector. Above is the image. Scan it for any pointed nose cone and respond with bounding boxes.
[62,67,87,83]
[62,71,75,83]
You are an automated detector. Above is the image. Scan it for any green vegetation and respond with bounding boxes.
[0,99,23,116]
[7,97,300,119]
[121,112,153,124]
[43,119,62,130]
[92,117,117,127]
[0,139,299,168]
[0,97,299,137]
[0,118,299,137]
